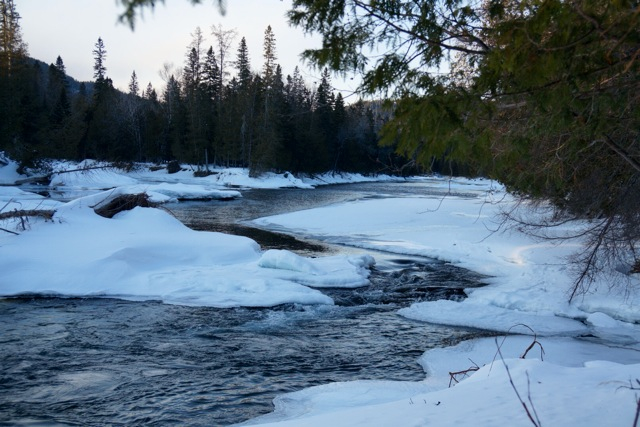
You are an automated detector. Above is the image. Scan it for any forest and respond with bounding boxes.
[0,5,415,177]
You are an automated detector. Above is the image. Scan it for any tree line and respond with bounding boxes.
[0,3,414,176]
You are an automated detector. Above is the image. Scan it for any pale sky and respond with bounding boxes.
[18,0,360,95]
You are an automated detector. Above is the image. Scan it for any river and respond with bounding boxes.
[0,181,490,426]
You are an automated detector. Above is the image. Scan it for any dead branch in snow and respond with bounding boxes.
[496,338,543,427]
[448,361,480,387]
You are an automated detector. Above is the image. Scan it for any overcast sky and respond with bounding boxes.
[19,0,359,96]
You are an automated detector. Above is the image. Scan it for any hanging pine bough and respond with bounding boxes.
[286,0,640,300]
[93,193,157,219]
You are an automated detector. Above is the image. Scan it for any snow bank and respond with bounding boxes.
[131,166,316,189]
[258,250,375,288]
[120,182,241,202]
[398,300,589,336]
[0,189,372,307]
[50,167,138,188]
[0,186,64,233]
[244,335,640,427]
[252,177,640,335]
[130,164,405,189]
[0,153,23,184]
[245,359,640,426]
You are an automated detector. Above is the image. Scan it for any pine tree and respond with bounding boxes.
[48,57,70,129]
[332,92,346,171]
[235,37,251,90]
[54,55,66,75]
[92,37,107,83]
[202,46,221,101]
[262,25,277,88]
[162,75,186,160]
[144,82,157,102]
[183,47,200,91]
[128,70,139,96]
[252,25,285,175]
[232,37,257,167]
[85,37,118,159]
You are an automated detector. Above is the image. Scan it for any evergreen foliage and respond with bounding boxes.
[0,6,411,177]
[288,0,640,295]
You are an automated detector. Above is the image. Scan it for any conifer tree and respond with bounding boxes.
[92,37,107,83]
[202,46,221,101]
[128,70,140,96]
[235,37,251,90]
[162,75,186,160]
[231,37,257,167]
[252,25,285,175]
[262,25,277,88]
[54,55,66,76]
[144,82,157,102]
[288,0,640,296]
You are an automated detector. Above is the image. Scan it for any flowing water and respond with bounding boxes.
[0,181,490,426]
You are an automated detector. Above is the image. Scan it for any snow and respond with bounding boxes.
[251,179,640,333]
[2,156,640,426]
[247,175,640,426]
[242,335,640,426]
[0,153,22,184]
[0,182,371,307]
[244,360,640,427]
[50,166,139,188]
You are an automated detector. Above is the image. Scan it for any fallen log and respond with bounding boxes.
[93,193,157,218]
[0,209,56,234]
[0,209,55,221]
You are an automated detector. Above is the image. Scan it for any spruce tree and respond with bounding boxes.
[202,46,221,101]
[54,55,66,76]
[92,37,107,83]
[128,70,140,96]
[235,37,251,90]
[144,82,157,102]
[262,25,277,89]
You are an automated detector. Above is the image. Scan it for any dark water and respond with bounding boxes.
[0,181,490,426]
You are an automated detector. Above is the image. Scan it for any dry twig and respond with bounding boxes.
[495,338,543,427]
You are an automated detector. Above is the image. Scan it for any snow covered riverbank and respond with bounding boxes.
[2,157,640,426]
[248,175,640,426]
[0,162,375,307]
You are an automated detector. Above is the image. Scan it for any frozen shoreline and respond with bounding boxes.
[2,158,640,426]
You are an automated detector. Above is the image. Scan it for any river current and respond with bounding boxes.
[0,181,489,426]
